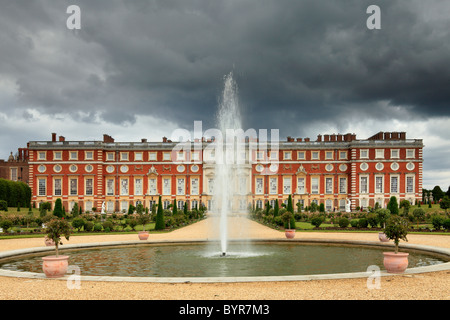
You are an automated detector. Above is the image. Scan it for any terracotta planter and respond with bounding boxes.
[383,252,409,274]
[42,255,69,278]
[44,237,55,246]
[138,231,149,240]
[285,229,296,239]
[378,232,390,242]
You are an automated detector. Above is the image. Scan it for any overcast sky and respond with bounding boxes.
[0,0,449,190]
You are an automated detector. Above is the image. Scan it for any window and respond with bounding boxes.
[375,149,384,159]
[390,176,398,193]
[135,178,142,195]
[311,151,319,160]
[255,178,263,194]
[107,152,115,161]
[360,176,368,194]
[148,178,157,195]
[283,151,291,160]
[325,177,333,194]
[134,152,143,161]
[70,151,78,160]
[339,199,346,211]
[10,168,17,181]
[311,177,319,194]
[176,152,185,162]
[177,178,185,195]
[269,178,277,195]
[53,151,62,160]
[177,200,185,210]
[325,151,333,160]
[269,151,278,160]
[163,153,171,161]
[38,152,46,160]
[297,151,305,160]
[85,178,93,196]
[191,152,200,161]
[239,177,247,195]
[257,151,264,160]
[406,149,415,159]
[256,200,263,209]
[107,201,114,212]
[85,151,94,160]
[120,178,129,195]
[106,179,114,196]
[149,152,157,161]
[120,152,129,161]
[339,178,347,194]
[85,201,93,212]
[360,149,368,159]
[375,176,383,193]
[208,178,214,194]
[191,200,198,210]
[391,149,399,159]
[70,179,77,196]
[339,151,347,160]
[54,178,62,196]
[283,177,291,194]
[38,179,46,196]
[326,199,333,211]
[121,201,128,212]
[163,178,171,195]
[191,178,199,195]
[297,177,305,194]
[406,176,414,193]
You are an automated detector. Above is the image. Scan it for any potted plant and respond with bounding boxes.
[382,215,409,273]
[376,208,391,242]
[137,211,151,240]
[281,211,295,239]
[42,218,72,278]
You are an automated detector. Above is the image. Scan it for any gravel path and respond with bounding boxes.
[0,216,449,300]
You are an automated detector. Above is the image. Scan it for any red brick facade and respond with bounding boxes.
[27,131,423,212]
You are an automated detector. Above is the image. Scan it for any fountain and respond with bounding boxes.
[213,72,244,257]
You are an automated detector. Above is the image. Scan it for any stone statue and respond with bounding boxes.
[101,201,106,214]
[345,199,351,213]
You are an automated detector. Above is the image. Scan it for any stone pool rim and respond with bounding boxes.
[0,238,449,283]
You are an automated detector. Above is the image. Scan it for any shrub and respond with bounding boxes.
[84,221,94,232]
[128,218,138,230]
[350,220,358,228]
[443,219,450,230]
[310,216,324,228]
[93,223,103,232]
[367,213,378,228]
[0,219,13,232]
[431,215,445,230]
[387,196,399,215]
[412,208,426,224]
[71,217,86,232]
[384,215,409,253]
[155,196,165,230]
[102,221,114,231]
[0,200,8,211]
[376,208,391,228]
[53,198,64,218]
[358,218,368,228]
[338,217,349,228]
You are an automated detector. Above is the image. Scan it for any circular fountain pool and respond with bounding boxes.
[0,240,448,281]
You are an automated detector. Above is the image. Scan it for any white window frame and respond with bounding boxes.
[360,175,369,194]
[311,177,319,194]
[390,149,399,159]
[406,149,415,159]
[375,175,384,194]
[283,151,292,160]
[360,149,369,159]
[297,151,305,160]
[120,152,129,161]
[325,151,333,160]
[53,151,62,160]
[311,151,319,160]
[149,152,157,161]
[375,149,384,159]
[283,177,291,194]
[69,151,78,160]
[390,175,399,194]
[134,152,143,161]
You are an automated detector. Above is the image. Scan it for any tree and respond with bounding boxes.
[286,195,295,229]
[399,200,411,216]
[273,199,279,217]
[155,196,165,230]
[184,202,188,216]
[412,208,426,227]
[172,200,178,215]
[53,198,64,218]
[440,195,450,213]
[432,186,445,203]
[384,215,409,254]
[446,186,450,198]
[387,196,399,215]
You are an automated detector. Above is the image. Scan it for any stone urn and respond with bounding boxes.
[383,252,409,273]
[378,232,390,242]
[138,231,149,240]
[42,255,69,278]
[285,229,296,239]
[44,236,56,246]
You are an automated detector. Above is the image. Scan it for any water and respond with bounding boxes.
[0,242,445,278]
[213,72,245,256]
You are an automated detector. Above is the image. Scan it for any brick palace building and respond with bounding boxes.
[25,131,423,213]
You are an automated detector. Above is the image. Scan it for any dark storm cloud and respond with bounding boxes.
[1,0,449,136]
